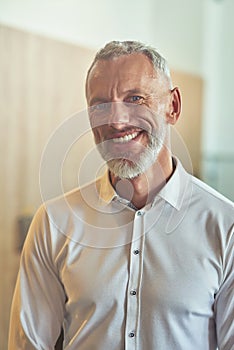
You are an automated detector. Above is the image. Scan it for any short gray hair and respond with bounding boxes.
[86,40,172,83]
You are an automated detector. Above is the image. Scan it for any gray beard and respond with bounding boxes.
[97,131,165,179]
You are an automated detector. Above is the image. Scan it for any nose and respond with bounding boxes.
[108,102,130,127]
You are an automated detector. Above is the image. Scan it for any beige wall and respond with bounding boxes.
[0,25,202,349]
[0,25,95,349]
[171,70,203,177]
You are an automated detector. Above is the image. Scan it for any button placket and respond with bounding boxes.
[125,211,144,350]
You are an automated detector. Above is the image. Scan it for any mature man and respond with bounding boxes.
[8,41,234,349]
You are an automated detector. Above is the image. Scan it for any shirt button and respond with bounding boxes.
[130,290,136,296]
[136,210,143,216]
[129,331,135,338]
[133,249,140,255]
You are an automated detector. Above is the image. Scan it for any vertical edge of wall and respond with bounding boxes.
[171,70,203,178]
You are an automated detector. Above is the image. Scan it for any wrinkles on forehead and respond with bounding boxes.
[86,54,170,105]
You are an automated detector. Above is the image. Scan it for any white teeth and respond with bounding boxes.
[112,132,139,143]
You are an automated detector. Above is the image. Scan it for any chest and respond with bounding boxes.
[58,229,221,316]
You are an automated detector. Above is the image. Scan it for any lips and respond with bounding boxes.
[112,131,140,144]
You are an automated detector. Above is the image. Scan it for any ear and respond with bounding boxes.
[166,87,182,125]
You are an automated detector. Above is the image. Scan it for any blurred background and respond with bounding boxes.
[0,0,234,348]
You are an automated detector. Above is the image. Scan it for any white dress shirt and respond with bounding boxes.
[8,158,234,350]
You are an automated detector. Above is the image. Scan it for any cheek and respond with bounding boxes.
[133,102,167,134]
[151,105,169,131]
[152,101,167,118]
[140,131,151,147]
[92,127,104,144]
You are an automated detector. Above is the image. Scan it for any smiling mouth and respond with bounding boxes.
[111,131,141,144]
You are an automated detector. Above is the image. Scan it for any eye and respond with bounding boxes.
[126,95,144,104]
[89,103,110,113]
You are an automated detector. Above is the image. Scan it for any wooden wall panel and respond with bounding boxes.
[171,70,203,177]
[0,25,95,349]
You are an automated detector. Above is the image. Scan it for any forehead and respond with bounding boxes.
[90,53,156,79]
[86,54,162,98]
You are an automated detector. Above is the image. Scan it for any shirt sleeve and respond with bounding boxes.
[8,205,66,350]
[215,225,234,350]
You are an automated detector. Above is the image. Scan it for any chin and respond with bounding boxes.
[107,159,142,179]
[107,145,160,179]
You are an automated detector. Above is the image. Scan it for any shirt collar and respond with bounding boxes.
[98,157,190,210]
[156,157,189,210]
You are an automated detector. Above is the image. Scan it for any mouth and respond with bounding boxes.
[111,131,142,144]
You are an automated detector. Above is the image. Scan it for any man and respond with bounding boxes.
[8,41,234,349]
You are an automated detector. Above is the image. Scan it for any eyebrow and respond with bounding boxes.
[88,89,146,106]
[89,97,109,106]
[122,88,144,95]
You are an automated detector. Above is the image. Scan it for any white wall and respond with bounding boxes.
[150,0,204,75]
[201,0,234,200]
[0,0,152,47]
[0,0,204,75]
[202,0,234,154]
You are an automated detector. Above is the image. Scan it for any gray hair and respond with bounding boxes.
[86,40,172,84]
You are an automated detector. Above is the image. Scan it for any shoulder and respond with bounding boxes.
[46,177,101,212]
[191,175,234,214]
[29,178,99,229]
[36,178,101,232]
[175,157,233,235]
[186,175,234,242]
[170,158,233,222]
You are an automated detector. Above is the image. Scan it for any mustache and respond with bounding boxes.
[88,102,161,131]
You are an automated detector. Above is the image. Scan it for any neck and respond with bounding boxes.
[110,150,174,209]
